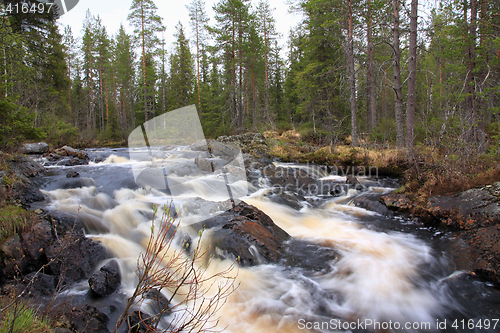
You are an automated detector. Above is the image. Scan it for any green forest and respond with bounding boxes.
[0,0,499,155]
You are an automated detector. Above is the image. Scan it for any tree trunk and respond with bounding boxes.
[393,0,405,148]
[366,0,376,132]
[99,65,104,132]
[196,19,202,117]
[348,0,358,147]
[406,0,418,150]
[264,19,271,126]
[141,3,148,124]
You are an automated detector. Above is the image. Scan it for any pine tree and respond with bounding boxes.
[406,0,418,149]
[255,0,278,127]
[187,0,209,117]
[169,22,195,109]
[393,0,404,148]
[114,24,136,130]
[127,0,165,123]
[212,0,251,133]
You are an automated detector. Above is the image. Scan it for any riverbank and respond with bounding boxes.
[254,130,500,285]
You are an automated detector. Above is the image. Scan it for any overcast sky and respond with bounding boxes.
[58,0,303,54]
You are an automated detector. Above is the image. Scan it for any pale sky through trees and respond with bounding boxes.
[58,0,302,54]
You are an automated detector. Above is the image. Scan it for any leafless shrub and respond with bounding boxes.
[114,204,238,333]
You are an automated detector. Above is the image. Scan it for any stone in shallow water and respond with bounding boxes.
[66,171,80,178]
[89,260,121,297]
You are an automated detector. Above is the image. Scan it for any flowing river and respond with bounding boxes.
[31,145,500,333]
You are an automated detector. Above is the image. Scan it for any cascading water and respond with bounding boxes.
[33,144,500,333]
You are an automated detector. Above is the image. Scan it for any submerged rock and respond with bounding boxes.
[66,171,80,178]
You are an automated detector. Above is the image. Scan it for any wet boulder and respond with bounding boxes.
[66,171,80,178]
[16,182,45,208]
[346,174,360,185]
[61,178,95,189]
[47,153,62,162]
[20,220,54,268]
[42,210,84,236]
[22,272,57,297]
[145,289,170,314]
[264,189,304,210]
[206,140,241,159]
[89,260,121,297]
[61,305,110,333]
[380,193,413,211]
[194,156,214,172]
[7,156,45,178]
[422,185,500,285]
[264,165,318,196]
[21,142,49,154]
[196,202,290,266]
[352,196,393,217]
[0,234,29,279]
[128,311,155,333]
[46,233,107,283]
[281,239,338,273]
[55,146,89,160]
[54,146,89,165]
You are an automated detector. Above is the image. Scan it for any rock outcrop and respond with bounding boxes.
[216,133,269,157]
[58,305,110,333]
[380,183,500,285]
[0,212,107,294]
[193,201,290,265]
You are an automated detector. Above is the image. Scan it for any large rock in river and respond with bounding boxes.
[21,142,49,154]
[426,186,500,230]
[193,201,290,266]
[88,260,121,297]
[423,184,500,284]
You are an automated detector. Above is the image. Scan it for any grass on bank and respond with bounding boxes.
[0,299,51,333]
[0,206,37,244]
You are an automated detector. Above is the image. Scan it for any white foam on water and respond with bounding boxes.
[243,197,440,326]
